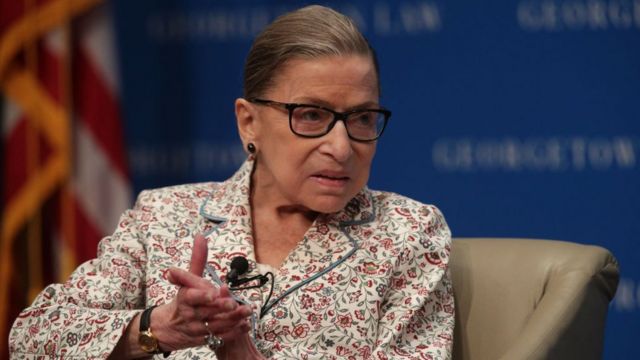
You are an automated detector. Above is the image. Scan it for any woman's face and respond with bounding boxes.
[237,55,380,214]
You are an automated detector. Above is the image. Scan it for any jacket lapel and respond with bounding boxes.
[197,159,265,305]
[263,189,376,314]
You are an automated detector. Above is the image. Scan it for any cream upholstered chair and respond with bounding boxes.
[450,238,619,360]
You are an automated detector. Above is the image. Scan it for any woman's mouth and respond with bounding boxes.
[311,173,350,187]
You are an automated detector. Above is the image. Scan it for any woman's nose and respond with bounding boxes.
[322,120,353,162]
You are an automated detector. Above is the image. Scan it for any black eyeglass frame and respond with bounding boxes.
[248,98,391,142]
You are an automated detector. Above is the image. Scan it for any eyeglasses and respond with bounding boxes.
[249,98,391,142]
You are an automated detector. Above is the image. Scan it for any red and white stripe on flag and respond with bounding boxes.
[0,1,132,357]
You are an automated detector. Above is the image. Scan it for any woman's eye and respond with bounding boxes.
[358,113,373,124]
[352,112,375,126]
[299,109,324,122]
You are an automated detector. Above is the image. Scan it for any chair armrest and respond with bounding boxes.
[451,238,619,360]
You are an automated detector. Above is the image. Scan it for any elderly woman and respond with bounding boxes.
[10,5,454,360]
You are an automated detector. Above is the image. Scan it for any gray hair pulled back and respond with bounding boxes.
[243,5,380,99]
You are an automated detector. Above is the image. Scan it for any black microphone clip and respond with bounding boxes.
[226,256,249,287]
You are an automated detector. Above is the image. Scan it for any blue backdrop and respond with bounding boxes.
[112,1,640,358]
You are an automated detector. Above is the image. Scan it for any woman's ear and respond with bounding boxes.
[235,98,258,147]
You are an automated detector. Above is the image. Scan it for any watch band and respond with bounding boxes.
[139,305,156,333]
[139,305,171,358]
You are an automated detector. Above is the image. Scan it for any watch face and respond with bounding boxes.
[139,331,159,352]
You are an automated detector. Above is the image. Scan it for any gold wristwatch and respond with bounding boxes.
[138,306,170,357]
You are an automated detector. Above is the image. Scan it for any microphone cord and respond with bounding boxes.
[229,271,275,318]
[260,272,275,318]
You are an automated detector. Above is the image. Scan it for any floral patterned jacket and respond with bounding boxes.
[10,159,454,359]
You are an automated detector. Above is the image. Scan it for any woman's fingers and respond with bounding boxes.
[197,302,251,325]
[168,267,213,289]
[178,287,218,306]
[218,285,232,298]
[191,302,252,335]
[205,316,252,338]
[207,304,253,323]
[189,233,208,276]
[174,285,249,319]
[167,233,209,288]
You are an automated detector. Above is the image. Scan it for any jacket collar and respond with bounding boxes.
[199,157,376,227]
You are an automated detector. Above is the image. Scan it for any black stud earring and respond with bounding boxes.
[247,143,256,154]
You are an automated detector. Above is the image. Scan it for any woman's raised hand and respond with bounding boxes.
[151,234,253,352]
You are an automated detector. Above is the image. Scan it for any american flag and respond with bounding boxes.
[0,0,132,357]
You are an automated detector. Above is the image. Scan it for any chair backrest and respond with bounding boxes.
[450,238,619,360]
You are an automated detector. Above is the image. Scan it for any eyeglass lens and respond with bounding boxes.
[291,106,385,140]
